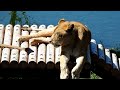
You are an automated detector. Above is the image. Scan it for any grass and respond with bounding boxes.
[90,71,102,79]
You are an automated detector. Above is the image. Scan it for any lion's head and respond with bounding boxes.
[51,19,76,47]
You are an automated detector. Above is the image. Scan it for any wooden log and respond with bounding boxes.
[10,24,21,68]
[0,24,5,61]
[97,44,106,67]
[104,48,112,71]
[37,24,47,69]
[21,24,46,31]
[28,25,38,69]
[46,43,55,70]
[111,53,120,78]
[1,24,13,68]
[19,25,29,69]
[90,39,99,64]
[39,24,46,29]
[118,58,120,71]
[117,58,120,79]
[55,46,61,70]
[10,25,20,62]
[46,25,55,70]
[111,53,119,70]
[37,43,46,69]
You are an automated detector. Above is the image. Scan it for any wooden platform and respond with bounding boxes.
[0,24,120,79]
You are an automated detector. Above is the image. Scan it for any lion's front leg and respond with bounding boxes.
[19,35,32,42]
[71,56,85,79]
[60,55,70,79]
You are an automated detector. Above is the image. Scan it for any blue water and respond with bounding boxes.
[0,11,120,49]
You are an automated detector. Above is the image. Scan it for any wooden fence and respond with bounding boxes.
[0,24,120,79]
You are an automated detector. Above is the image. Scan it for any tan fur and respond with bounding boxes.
[0,19,91,79]
[18,26,56,42]
[51,19,91,79]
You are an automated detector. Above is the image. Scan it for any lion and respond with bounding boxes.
[50,19,91,79]
[0,19,91,79]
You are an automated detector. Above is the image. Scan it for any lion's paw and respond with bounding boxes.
[60,73,69,79]
[71,69,80,79]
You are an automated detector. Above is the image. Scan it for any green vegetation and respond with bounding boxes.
[90,71,102,79]
[9,11,30,26]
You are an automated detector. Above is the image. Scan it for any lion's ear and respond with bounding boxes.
[66,24,74,33]
[58,18,66,25]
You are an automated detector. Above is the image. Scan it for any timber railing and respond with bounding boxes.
[0,24,120,79]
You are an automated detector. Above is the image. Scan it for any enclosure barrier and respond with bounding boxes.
[0,24,120,79]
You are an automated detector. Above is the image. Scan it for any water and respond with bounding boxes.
[0,11,120,49]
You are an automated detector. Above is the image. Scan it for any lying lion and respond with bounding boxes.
[0,19,91,79]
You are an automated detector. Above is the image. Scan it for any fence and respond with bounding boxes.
[0,24,120,79]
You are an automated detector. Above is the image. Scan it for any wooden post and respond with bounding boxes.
[28,25,38,69]
[97,44,106,67]
[9,25,21,69]
[19,25,29,69]
[46,43,55,70]
[0,24,5,61]
[118,58,120,79]
[118,58,120,71]
[37,43,46,69]
[55,46,61,70]
[104,48,112,71]
[39,24,46,29]
[37,25,47,69]
[1,24,13,68]
[46,25,55,70]
[111,53,119,78]
[90,39,99,64]
[9,25,21,68]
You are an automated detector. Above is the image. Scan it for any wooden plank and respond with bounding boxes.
[37,43,46,69]
[10,25,21,63]
[1,24,13,68]
[39,24,46,29]
[104,48,112,71]
[37,25,47,69]
[46,25,55,69]
[111,53,119,78]
[97,44,106,67]
[19,25,29,68]
[0,24,5,61]
[46,43,55,69]
[111,53,119,70]
[55,46,61,70]
[90,39,99,64]
[119,58,120,71]
[28,25,38,69]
